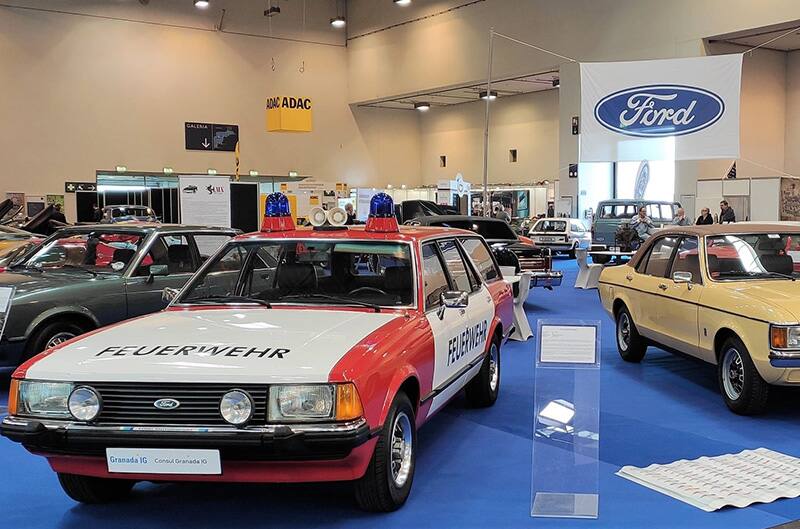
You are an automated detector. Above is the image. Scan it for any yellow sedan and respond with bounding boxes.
[599,223,800,415]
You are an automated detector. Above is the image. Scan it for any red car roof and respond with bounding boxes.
[233,225,472,242]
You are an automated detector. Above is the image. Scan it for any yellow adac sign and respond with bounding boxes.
[266,96,313,132]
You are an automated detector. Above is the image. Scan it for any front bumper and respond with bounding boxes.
[1,416,371,462]
[528,270,563,288]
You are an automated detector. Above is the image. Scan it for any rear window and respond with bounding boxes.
[533,220,567,232]
[429,219,516,240]
[598,204,637,219]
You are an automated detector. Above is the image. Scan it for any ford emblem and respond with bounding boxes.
[153,398,181,410]
[594,84,724,137]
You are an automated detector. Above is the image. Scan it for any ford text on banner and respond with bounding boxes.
[178,176,231,228]
[580,54,742,162]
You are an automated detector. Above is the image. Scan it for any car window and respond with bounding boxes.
[24,231,146,273]
[429,219,516,240]
[422,243,449,310]
[571,222,585,233]
[193,234,233,262]
[669,237,702,284]
[534,220,567,232]
[643,236,680,278]
[438,239,478,292]
[460,237,500,283]
[135,234,194,276]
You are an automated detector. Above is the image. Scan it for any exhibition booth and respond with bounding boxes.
[6,2,800,528]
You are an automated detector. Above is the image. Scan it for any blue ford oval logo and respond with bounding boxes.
[594,84,724,137]
[153,398,180,410]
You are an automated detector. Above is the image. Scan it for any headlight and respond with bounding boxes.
[220,390,253,425]
[68,386,101,421]
[268,384,364,422]
[15,380,72,418]
[771,325,800,350]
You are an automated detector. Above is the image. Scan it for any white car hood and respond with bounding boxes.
[26,308,400,383]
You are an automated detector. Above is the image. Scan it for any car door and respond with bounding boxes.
[626,235,681,341]
[656,236,703,357]
[124,233,199,317]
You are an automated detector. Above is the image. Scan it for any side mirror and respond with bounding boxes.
[672,271,692,284]
[437,291,469,320]
[147,264,169,284]
[162,286,179,303]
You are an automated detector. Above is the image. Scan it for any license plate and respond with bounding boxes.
[539,237,555,242]
[106,448,221,475]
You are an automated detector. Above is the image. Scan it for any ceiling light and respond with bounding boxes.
[414,102,430,111]
[479,90,498,100]
[330,16,346,28]
[193,0,210,8]
[394,0,412,5]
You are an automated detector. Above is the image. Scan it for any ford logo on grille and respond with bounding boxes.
[153,398,181,410]
[594,84,724,137]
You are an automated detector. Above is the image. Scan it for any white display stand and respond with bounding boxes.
[574,249,603,289]
[531,319,601,519]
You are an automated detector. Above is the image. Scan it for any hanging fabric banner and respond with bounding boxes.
[580,54,742,162]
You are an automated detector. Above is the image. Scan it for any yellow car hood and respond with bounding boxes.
[720,281,800,322]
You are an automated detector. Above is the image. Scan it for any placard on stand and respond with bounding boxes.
[531,319,601,519]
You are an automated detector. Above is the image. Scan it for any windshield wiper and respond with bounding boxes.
[717,271,796,281]
[277,293,381,313]
[184,295,272,307]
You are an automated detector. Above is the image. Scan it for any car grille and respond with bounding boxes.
[82,382,269,425]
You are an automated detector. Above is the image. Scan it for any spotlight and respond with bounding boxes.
[330,16,346,28]
[479,90,498,100]
[193,0,210,8]
[394,0,412,5]
[552,78,560,88]
[414,101,430,111]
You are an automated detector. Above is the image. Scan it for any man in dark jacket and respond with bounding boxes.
[696,207,713,225]
[718,200,736,223]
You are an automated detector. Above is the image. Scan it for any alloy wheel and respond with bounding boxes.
[617,313,631,351]
[390,411,413,488]
[488,343,499,392]
[722,347,745,400]
[45,332,76,349]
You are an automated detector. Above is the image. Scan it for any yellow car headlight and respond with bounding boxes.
[770,325,800,350]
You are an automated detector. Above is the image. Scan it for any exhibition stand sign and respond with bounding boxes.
[580,54,742,162]
[531,320,601,519]
[178,176,231,228]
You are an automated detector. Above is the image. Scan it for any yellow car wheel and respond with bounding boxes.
[615,305,646,362]
[717,336,770,415]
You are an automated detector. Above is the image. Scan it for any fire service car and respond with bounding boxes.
[1,193,514,512]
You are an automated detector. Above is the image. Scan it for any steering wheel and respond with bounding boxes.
[348,286,388,297]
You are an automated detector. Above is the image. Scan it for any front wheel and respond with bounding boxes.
[57,473,135,504]
[354,392,416,512]
[718,337,770,415]
[26,320,86,360]
[465,338,500,407]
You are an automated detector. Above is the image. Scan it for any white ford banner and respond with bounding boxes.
[178,175,231,227]
[580,54,742,162]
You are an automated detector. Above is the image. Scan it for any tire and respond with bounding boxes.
[465,337,500,407]
[615,305,647,362]
[567,248,576,259]
[57,473,134,504]
[717,336,770,415]
[26,320,86,359]
[592,254,611,265]
[354,392,416,512]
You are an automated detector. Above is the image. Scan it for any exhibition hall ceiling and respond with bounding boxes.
[709,20,800,52]
[356,70,560,110]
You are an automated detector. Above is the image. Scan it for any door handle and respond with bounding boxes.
[625,275,633,282]
[658,283,668,290]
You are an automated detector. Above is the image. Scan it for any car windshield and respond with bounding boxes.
[431,220,516,240]
[533,220,567,232]
[706,233,800,280]
[19,231,147,273]
[178,240,415,307]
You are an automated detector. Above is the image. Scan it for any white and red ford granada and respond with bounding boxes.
[1,193,514,512]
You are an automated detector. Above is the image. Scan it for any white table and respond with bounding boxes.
[504,272,533,341]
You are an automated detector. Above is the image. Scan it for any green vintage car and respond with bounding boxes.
[0,223,238,373]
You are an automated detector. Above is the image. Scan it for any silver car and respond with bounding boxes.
[528,218,591,258]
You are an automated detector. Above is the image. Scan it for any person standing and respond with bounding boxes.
[547,201,555,218]
[91,203,103,222]
[718,200,736,223]
[495,205,511,223]
[696,207,713,225]
[344,202,356,225]
[671,207,689,226]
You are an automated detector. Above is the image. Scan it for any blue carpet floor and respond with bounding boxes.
[3,258,800,528]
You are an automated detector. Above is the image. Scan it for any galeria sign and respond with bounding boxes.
[266,96,313,132]
[580,54,742,162]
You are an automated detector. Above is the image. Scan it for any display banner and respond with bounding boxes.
[178,176,231,228]
[580,54,742,162]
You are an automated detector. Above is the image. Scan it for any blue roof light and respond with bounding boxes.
[265,192,291,217]
[369,193,394,218]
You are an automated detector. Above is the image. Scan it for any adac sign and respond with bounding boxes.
[594,85,724,138]
[266,96,313,132]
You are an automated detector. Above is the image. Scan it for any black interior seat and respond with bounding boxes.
[760,254,794,276]
[167,244,193,273]
[111,248,136,266]
[278,263,317,293]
